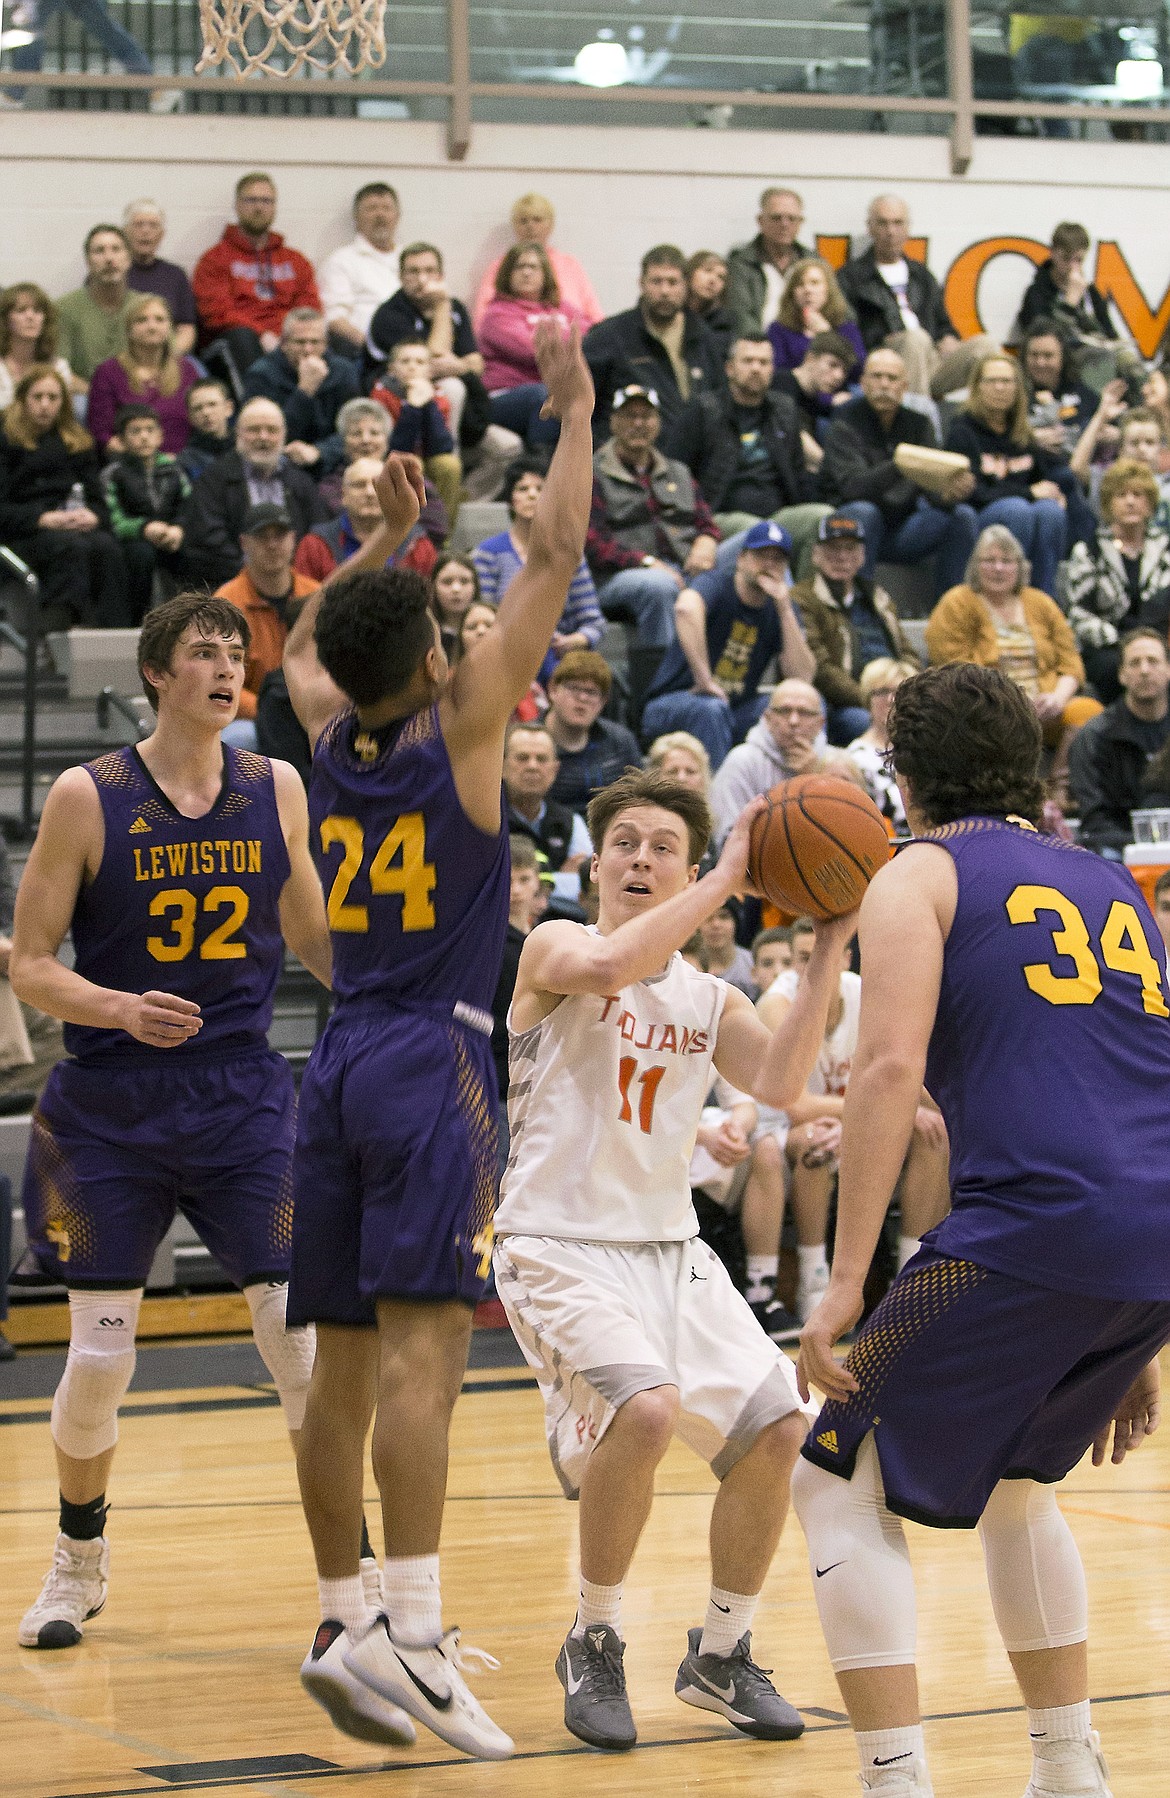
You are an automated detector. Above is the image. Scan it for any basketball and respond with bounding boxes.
[748,775,891,920]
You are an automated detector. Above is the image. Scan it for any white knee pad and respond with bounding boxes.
[978,1478,1088,1653]
[244,1281,315,1431]
[50,1289,141,1460]
[791,1434,917,1671]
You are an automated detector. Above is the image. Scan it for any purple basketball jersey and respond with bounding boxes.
[65,745,291,1063]
[308,704,509,1012]
[915,815,1170,1300]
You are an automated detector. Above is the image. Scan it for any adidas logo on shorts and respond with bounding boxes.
[816,1429,839,1453]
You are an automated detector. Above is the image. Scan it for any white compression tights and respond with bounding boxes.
[791,1434,917,1672]
[792,1435,1089,1671]
[977,1477,1088,1653]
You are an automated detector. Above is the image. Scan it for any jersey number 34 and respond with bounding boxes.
[1007,883,1169,1016]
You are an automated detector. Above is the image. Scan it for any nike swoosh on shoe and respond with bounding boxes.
[694,1670,738,1702]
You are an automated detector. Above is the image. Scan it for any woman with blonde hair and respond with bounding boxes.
[844,657,918,826]
[0,365,129,629]
[926,523,1100,797]
[943,349,1072,597]
[472,193,602,328]
[0,284,77,410]
[646,729,712,795]
[86,293,200,452]
[767,257,865,375]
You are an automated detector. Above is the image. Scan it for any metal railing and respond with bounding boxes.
[4,0,1170,169]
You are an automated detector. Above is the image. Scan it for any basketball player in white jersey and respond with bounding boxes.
[493,766,855,1751]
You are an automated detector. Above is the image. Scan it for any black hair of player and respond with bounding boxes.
[888,663,1044,828]
[138,593,251,712]
[587,767,712,868]
[314,567,437,709]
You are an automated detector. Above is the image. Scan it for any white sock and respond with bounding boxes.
[745,1255,778,1302]
[1027,1700,1092,1745]
[898,1235,921,1271]
[856,1723,927,1788]
[317,1574,371,1635]
[571,1575,623,1638]
[383,1553,442,1647]
[1027,1701,1097,1788]
[797,1244,830,1286]
[698,1584,759,1658]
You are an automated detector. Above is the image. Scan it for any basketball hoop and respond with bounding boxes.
[196,0,388,77]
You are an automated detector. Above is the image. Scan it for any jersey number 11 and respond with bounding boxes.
[617,1057,666,1133]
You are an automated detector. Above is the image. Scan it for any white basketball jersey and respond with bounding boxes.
[495,946,729,1243]
[767,967,861,1096]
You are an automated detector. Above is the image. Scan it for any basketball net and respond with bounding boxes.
[196,0,388,76]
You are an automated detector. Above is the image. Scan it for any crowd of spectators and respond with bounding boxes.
[3,172,1170,860]
[6,173,1170,1347]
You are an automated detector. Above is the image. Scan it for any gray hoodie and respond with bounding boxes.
[710,717,858,846]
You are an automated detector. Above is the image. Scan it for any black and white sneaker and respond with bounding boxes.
[675,1628,804,1740]
[749,1294,803,1344]
[300,1620,417,1747]
[343,1615,513,1759]
[19,1534,108,1648]
[555,1624,637,1751]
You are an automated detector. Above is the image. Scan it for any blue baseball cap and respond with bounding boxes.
[740,519,793,555]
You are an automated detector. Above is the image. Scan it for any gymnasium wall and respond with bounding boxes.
[2,116,1169,348]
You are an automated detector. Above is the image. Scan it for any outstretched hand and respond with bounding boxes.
[535,319,594,421]
[375,452,427,543]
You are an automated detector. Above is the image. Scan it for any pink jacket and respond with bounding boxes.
[473,246,602,330]
[479,294,591,391]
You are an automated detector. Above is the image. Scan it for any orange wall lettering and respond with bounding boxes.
[944,237,1048,339]
[1093,242,1170,358]
[815,235,849,272]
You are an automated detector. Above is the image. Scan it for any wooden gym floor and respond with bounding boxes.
[1,1337,1167,1798]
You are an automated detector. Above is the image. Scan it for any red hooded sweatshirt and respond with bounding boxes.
[193,224,321,338]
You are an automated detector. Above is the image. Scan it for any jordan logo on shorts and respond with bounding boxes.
[816,1429,838,1453]
[689,1265,707,1283]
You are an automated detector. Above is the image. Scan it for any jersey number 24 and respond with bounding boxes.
[320,813,436,934]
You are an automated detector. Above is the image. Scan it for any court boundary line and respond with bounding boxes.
[0,1377,539,1428]
[36,1689,1170,1798]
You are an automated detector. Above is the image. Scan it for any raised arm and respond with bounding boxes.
[9,769,202,1048]
[712,914,857,1109]
[518,809,759,1009]
[283,452,428,749]
[272,759,332,988]
[442,319,594,751]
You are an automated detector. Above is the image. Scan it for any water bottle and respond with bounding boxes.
[63,482,86,513]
